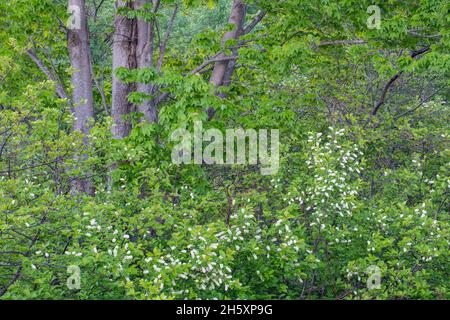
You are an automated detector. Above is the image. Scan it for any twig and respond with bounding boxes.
[243,11,266,35]
[157,4,179,72]
[370,46,431,116]
[26,49,70,101]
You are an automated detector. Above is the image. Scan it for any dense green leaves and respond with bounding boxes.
[0,0,448,300]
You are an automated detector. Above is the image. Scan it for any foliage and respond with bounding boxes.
[0,0,448,300]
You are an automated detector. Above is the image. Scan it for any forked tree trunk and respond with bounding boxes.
[111,0,137,139]
[208,0,247,119]
[210,0,247,87]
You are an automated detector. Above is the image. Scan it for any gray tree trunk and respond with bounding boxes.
[67,0,95,194]
[209,0,247,87]
[135,0,158,123]
[208,0,247,119]
[111,0,137,139]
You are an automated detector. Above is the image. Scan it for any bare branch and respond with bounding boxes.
[243,10,266,35]
[94,0,107,21]
[318,39,367,47]
[26,49,70,101]
[408,30,441,39]
[371,72,402,116]
[394,84,447,120]
[157,4,179,72]
[371,46,431,116]
[190,55,238,75]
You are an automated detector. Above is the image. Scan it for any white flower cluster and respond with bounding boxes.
[303,128,363,243]
[135,209,303,298]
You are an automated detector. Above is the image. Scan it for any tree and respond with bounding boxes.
[0,0,448,300]
[111,0,137,139]
[67,0,95,193]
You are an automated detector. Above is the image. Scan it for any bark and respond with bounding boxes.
[209,0,247,87]
[221,48,238,89]
[208,0,247,119]
[242,10,266,35]
[219,11,266,93]
[135,0,158,123]
[67,0,95,194]
[67,0,94,136]
[111,0,137,139]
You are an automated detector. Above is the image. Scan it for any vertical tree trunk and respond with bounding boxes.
[135,0,158,123]
[209,0,247,87]
[111,0,137,139]
[67,0,95,194]
[208,0,247,119]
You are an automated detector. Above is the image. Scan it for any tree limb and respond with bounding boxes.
[190,55,238,75]
[243,10,266,35]
[371,47,431,116]
[318,39,367,47]
[156,4,179,72]
[26,49,70,101]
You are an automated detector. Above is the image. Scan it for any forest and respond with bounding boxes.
[0,0,448,300]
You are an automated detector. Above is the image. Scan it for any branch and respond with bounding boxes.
[371,72,402,116]
[56,16,68,34]
[90,55,109,116]
[93,73,109,116]
[408,30,441,39]
[152,55,239,107]
[243,10,266,35]
[26,50,69,101]
[0,159,62,175]
[318,39,367,47]
[394,84,447,120]
[0,265,22,296]
[94,0,107,21]
[190,55,238,75]
[156,4,179,72]
[0,210,47,297]
[153,54,240,106]
[371,47,431,116]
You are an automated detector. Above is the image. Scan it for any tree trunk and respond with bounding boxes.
[111,0,137,139]
[135,0,158,123]
[67,0,95,194]
[208,0,247,119]
[209,0,247,87]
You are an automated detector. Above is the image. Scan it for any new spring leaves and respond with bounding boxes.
[171,122,279,175]
[68,4,382,30]
[67,2,382,176]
